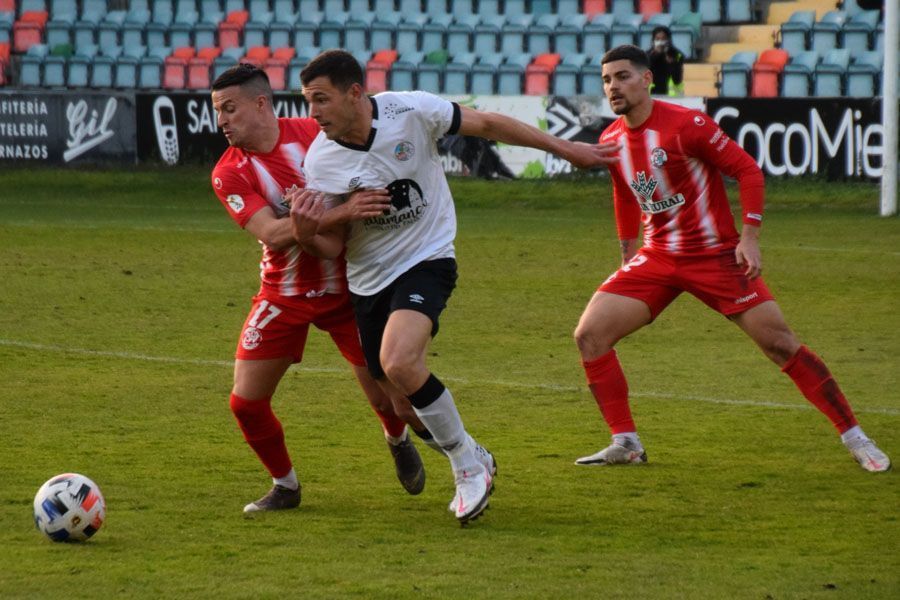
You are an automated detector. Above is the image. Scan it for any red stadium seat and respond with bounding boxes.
[369,49,398,66]
[197,47,222,60]
[365,50,398,93]
[0,0,14,11]
[525,53,561,96]
[20,10,49,28]
[264,59,286,90]
[172,47,196,60]
[188,58,212,89]
[272,47,295,62]
[638,0,663,19]
[246,46,271,61]
[163,57,187,89]
[226,10,249,27]
[218,22,242,48]
[0,41,9,63]
[750,49,789,98]
[12,21,42,54]
[582,0,608,19]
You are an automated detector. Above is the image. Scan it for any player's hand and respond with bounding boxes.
[289,189,326,242]
[346,188,392,219]
[735,236,763,279]
[564,141,620,169]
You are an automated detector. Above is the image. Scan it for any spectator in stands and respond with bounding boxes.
[647,26,684,97]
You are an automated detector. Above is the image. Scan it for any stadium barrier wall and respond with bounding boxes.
[2,90,892,181]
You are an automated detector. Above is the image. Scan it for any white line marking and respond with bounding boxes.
[2,339,897,416]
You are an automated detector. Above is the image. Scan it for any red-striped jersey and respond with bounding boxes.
[601,100,765,255]
[212,117,347,298]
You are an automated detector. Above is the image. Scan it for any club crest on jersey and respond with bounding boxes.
[214,177,223,189]
[650,147,667,167]
[348,176,362,190]
[629,171,658,201]
[226,194,245,212]
[394,141,414,162]
[241,326,262,350]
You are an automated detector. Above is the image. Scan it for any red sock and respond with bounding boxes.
[229,393,293,478]
[372,406,407,439]
[782,345,858,434]
[582,349,635,434]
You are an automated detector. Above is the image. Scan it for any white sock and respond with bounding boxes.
[613,432,642,449]
[273,468,299,491]
[412,388,475,472]
[385,427,408,446]
[841,425,865,445]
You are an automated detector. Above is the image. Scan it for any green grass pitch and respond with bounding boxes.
[0,168,897,598]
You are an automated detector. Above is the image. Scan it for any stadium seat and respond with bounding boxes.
[553,52,587,96]
[498,52,530,95]
[396,14,427,54]
[778,10,814,56]
[638,0,663,20]
[583,13,613,58]
[447,14,478,56]
[212,55,236,80]
[19,54,42,86]
[846,50,881,97]
[344,15,372,53]
[40,54,65,86]
[524,52,559,96]
[671,12,701,59]
[424,0,448,17]
[841,10,879,56]
[781,50,818,97]
[473,15,504,57]
[121,22,144,48]
[218,22,242,49]
[609,0,635,19]
[610,13,642,49]
[443,51,474,94]
[814,48,849,97]
[750,49,788,98]
[582,0,607,20]
[421,14,452,54]
[13,20,44,53]
[811,10,847,54]
[471,53,502,94]
[478,0,500,17]
[114,56,138,88]
[718,50,756,97]
[45,19,71,48]
[172,46,195,60]
[370,13,401,51]
[293,17,319,52]
[67,54,90,86]
[123,44,147,60]
[580,53,603,93]
[668,0,692,19]
[90,54,114,87]
[555,13,587,56]
[417,48,448,92]
[725,0,752,23]
[242,22,266,49]
[319,12,349,50]
[138,55,163,88]
[526,14,558,56]
[504,0,525,15]
[638,12,673,50]
[500,15,532,57]
[366,49,398,93]
[163,56,187,89]
[264,58,287,90]
[697,0,722,24]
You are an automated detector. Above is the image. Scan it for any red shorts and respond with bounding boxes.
[598,247,774,320]
[235,291,365,366]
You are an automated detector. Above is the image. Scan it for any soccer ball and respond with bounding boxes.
[33,473,106,542]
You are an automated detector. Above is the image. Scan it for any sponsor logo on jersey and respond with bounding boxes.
[650,147,667,167]
[214,177,223,189]
[394,141,415,161]
[638,193,685,215]
[241,326,262,350]
[629,171,658,201]
[363,178,427,231]
[693,115,706,126]
[226,194,245,212]
[236,156,248,169]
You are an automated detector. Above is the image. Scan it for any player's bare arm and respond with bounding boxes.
[620,239,638,265]
[288,189,345,258]
[735,224,763,279]
[319,188,392,227]
[457,106,619,169]
[243,206,297,251]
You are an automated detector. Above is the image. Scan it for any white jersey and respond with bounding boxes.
[304,91,461,296]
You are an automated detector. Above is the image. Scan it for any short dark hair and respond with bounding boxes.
[651,26,672,40]
[300,49,364,91]
[211,63,273,101]
[601,45,651,69]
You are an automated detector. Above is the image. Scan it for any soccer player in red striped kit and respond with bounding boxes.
[573,46,890,472]
[210,64,439,513]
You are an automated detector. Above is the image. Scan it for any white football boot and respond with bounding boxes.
[575,437,647,466]
[845,437,891,473]
[451,462,493,525]
[448,437,496,514]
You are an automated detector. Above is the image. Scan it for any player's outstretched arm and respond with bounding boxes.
[457,106,619,169]
[287,189,345,258]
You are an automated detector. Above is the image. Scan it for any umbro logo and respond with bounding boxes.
[409,293,424,304]
[630,171,658,201]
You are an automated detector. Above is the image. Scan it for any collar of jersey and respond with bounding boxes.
[335,97,379,152]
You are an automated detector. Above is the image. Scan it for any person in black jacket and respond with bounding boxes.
[647,26,684,96]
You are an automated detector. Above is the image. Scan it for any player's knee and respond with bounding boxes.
[574,323,613,358]
[761,332,801,366]
[380,353,417,388]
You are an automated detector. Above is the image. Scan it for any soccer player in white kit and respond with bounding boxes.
[287,50,621,524]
